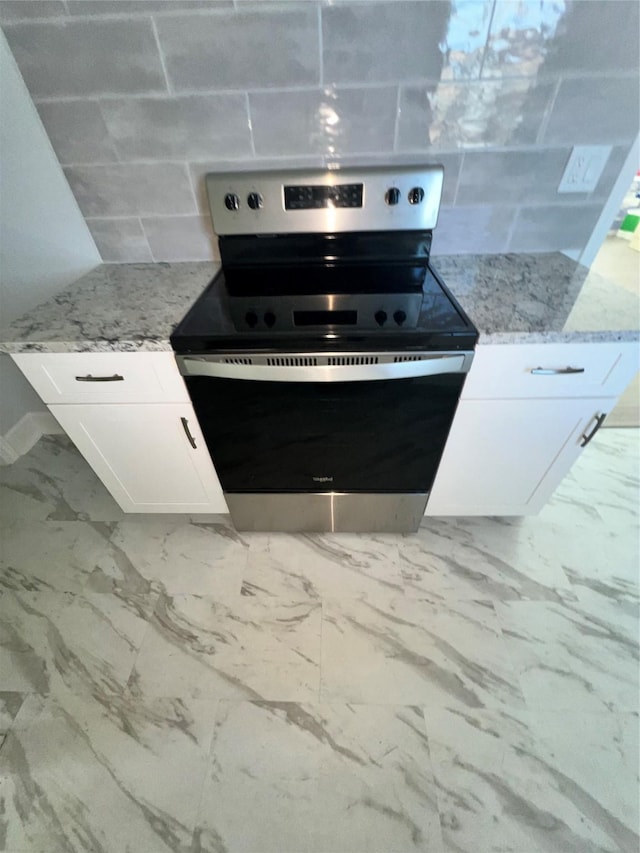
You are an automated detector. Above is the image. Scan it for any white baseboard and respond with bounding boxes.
[0,410,64,465]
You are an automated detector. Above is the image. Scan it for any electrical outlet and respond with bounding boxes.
[558,145,612,194]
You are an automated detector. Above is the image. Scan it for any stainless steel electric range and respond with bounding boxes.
[171,166,478,533]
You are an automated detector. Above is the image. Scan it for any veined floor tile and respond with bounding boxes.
[1,519,113,594]
[0,692,216,853]
[87,518,249,597]
[0,589,157,698]
[127,593,321,702]
[320,596,525,710]
[241,532,407,606]
[0,435,125,524]
[495,593,639,712]
[407,515,577,603]
[0,693,24,734]
[196,701,442,853]
[425,705,638,853]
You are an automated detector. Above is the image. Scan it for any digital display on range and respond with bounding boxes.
[284,183,363,210]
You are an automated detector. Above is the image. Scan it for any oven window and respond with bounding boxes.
[186,373,464,493]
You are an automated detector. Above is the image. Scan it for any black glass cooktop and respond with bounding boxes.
[171,263,478,354]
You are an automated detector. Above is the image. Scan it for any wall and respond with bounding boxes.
[0,28,100,436]
[1,0,639,263]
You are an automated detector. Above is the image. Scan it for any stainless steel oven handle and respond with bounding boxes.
[179,354,470,382]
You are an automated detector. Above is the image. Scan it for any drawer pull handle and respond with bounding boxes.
[580,413,607,448]
[181,417,197,449]
[75,374,124,382]
[530,366,585,375]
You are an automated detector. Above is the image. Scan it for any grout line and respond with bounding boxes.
[478,0,497,80]
[185,162,203,213]
[504,205,521,250]
[150,16,172,95]
[452,152,464,206]
[245,92,257,157]
[391,85,402,153]
[317,2,324,88]
[536,76,562,145]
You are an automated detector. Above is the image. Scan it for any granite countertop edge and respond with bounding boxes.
[1,253,638,354]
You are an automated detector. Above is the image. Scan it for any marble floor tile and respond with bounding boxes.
[0,692,218,853]
[127,593,321,702]
[0,435,125,524]
[0,589,157,698]
[321,595,525,710]
[241,531,407,606]
[408,515,577,603]
[86,518,249,597]
[196,700,442,853]
[1,519,113,594]
[425,705,639,853]
[0,693,24,734]
[495,591,639,712]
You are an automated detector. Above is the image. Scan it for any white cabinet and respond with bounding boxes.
[427,341,638,517]
[50,403,227,513]
[426,398,611,516]
[12,352,228,515]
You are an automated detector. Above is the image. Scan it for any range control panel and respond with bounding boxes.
[207,166,444,236]
[227,292,423,333]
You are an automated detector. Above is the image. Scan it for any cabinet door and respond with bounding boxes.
[50,403,228,514]
[426,397,612,516]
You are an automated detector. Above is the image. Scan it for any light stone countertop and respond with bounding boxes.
[0,253,637,354]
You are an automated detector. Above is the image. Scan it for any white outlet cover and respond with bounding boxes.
[558,145,612,194]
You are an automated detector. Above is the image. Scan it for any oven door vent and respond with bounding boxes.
[222,357,254,365]
[266,356,318,366]
[327,356,380,366]
[393,355,427,363]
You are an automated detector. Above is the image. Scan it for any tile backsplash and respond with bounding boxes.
[2,0,638,262]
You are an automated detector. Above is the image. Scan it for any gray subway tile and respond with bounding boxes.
[509,204,603,252]
[322,1,449,84]
[64,163,196,217]
[67,1,232,14]
[543,0,640,76]
[396,85,435,151]
[155,8,319,92]
[0,1,66,21]
[142,216,218,261]
[431,206,514,255]
[100,94,252,161]
[85,218,153,263]
[398,79,555,150]
[3,18,166,98]
[189,157,324,212]
[250,87,397,157]
[36,100,117,165]
[590,145,634,202]
[456,149,583,206]
[543,76,640,145]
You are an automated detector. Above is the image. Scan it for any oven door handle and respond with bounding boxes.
[179,354,470,382]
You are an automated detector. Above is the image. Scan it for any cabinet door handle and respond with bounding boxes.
[530,366,585,375]
[580,413,607,448]
[75,374,124,382]
[181,417,197,449]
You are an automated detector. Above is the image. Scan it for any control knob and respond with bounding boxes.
[245,311,258,328]
[394,310,407,326]
[264,311,276,328]
[224,192,240,211]
[374,310,388,327]
[385,187,401,206]
[408,187,425,205]
[247,191,263,210]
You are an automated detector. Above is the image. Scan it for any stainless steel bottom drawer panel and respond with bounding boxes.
[225,492,428,533]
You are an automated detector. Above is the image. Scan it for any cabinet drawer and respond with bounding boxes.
[11,352,189,404]
[462,342,638,400]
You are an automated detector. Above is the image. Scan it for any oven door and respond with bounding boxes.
[177,352,472,531]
